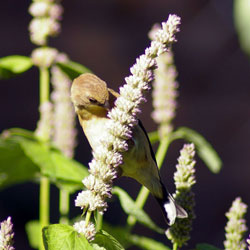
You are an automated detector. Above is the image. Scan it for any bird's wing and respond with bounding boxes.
[138,119,157,165]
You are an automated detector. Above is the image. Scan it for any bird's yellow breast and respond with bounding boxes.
[79,112,162,198]
[79,114,109,150]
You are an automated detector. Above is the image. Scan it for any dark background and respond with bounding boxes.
[1,0,250,249]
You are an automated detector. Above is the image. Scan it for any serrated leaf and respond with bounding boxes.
[0,55,33,79]
[0,129,88,191]
[129,234,171,250]
[172,127,222,173]
[56,61,91,81]
[102,222,131,248]
[26,220,40,249]
[43,224,93,250]
[234,0,250,56]
[92,230,125,250]
[196,243,222,250]
[113,187,164,234]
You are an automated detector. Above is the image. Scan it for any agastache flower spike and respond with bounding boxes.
[31,47,58,68]
[74,14,181,240]
[28,0,63,46]
[149,23,179,137]
[35,101,53,139]
[0,217,15,250]
[166,143,196,247]
[224,197,248,250]
[51,63,77,158]
[73,220,96,242]
[247,234,250,250]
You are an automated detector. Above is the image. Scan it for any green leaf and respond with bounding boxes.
[112,187,164,234]
[196,243,222,250]
[172,127,222,173]
[56,61,91,81]
[26,220,40,249]
[0,55,33,79]
[0,135,39,188]
[7,128,36,139]
[43,224,93,250]
[0,129,88,191]
[102,222,131,248]
[234,0,250,56]
[129,234,171,250]
[19,139,88,192]
[92,230,125,250]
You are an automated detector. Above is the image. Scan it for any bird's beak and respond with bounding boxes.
[103,99,110,109]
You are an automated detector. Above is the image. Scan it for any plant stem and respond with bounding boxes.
[39,67,50,108]
[127,135,170,227]
[96,212,103,231]
[173,243,178,250]
[85,210,92,227]
[40,176,50,249]
[39,66,50,250]
[59,189,70,224]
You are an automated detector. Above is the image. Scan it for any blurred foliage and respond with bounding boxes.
[234,0,250,56]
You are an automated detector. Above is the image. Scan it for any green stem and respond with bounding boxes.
[38,66,50,250]
[39,67,50,106]
[96,212,103,231]
[127,135,170,227]
[173,243,178,250]
[40,176,50,249]
[59,189,70,224]
[85,210,92,227]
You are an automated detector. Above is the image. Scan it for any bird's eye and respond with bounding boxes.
[88,97,98,104]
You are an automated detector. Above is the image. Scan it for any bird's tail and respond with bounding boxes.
[155,183,188,226]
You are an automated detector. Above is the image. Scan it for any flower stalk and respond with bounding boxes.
[29,0,66,245]
[29,0,63,46]
[151,50,178,137]
[51,64,77,224]
[224,197,248,250]
[0,217,14,250]
[166,143,196,248]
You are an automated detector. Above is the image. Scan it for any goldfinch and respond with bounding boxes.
[71,73,187,225]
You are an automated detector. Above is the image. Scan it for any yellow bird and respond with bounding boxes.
[71,73,187,225]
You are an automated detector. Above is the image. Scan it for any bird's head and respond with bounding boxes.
[71,73,110,117]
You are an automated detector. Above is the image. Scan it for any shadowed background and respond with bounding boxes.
[1,0,250,249]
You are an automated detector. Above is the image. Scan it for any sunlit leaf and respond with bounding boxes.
[0,129,88,191]
[113,186,164,234]
[129,234,171,250]
[234,0,250,56]
[171,127,222,173]
[26,220,40,249]
[102,222,131,248]
[0,55,33,79]
[43,224,93,250]
[92,230,125,250]
[56,61,91,81]
[0,135,39,188]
